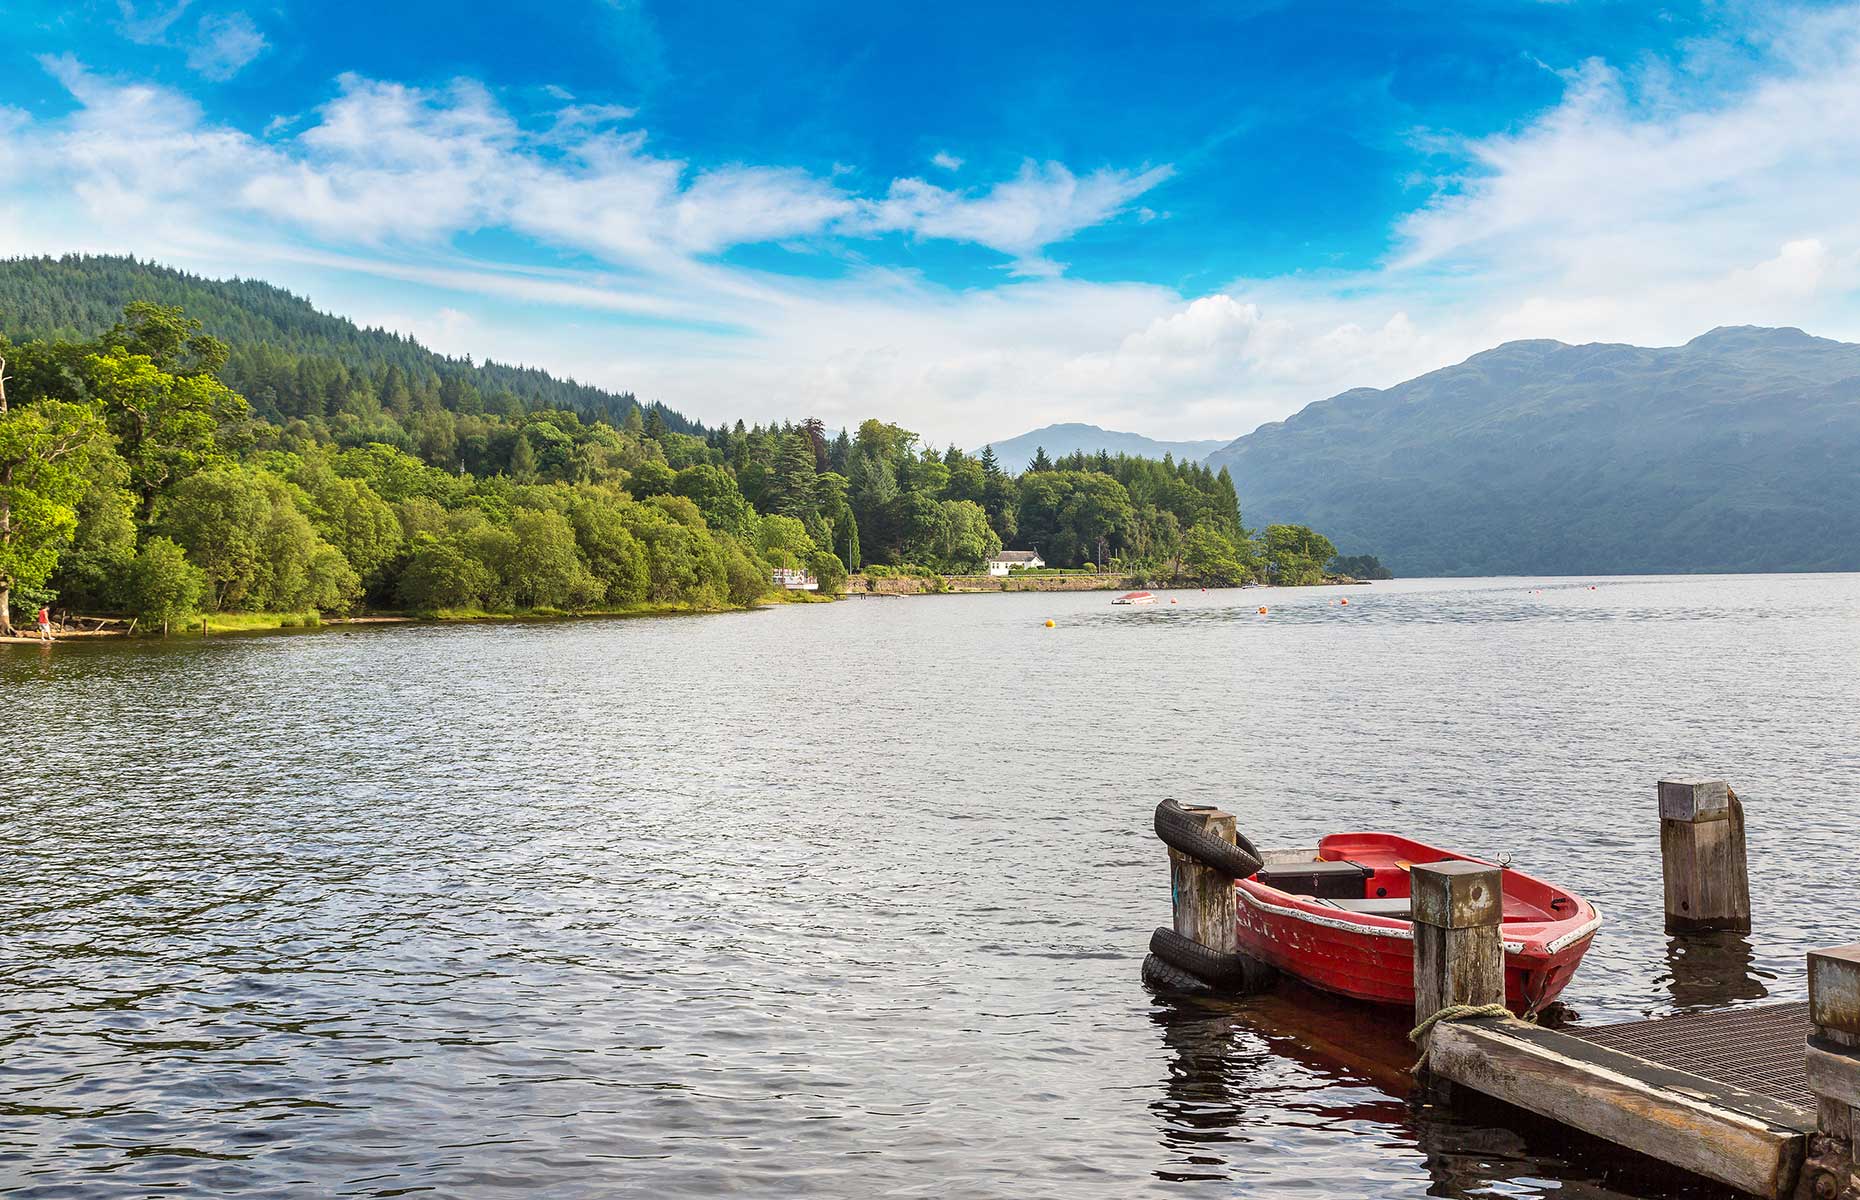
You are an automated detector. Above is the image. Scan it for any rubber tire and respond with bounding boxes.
[1149,926,1276,992]
[1141,951,1213,995]
[1153,798,1264,878]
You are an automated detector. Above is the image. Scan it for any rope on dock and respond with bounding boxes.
[1409,1003,1519,1075]
[1408,1003,1515,1045]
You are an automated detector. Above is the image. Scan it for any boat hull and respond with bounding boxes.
[1234,834,1599,1014]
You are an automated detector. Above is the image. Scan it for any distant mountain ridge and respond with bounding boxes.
[1206,326,1860,576]
[976,422,1228,472]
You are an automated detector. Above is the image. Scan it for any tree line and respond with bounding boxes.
[0,300,1356,637]
[702,421,1342,586]
[0,254,700,438]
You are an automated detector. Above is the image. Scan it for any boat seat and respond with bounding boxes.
[1313,897,1413,919]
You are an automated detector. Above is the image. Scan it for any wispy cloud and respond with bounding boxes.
[864,161,1174,276]
[114,2,266,80]
[931,150,962,171]
[186,12,267,81]
[9,63,1162,276]
[115,0,193,45]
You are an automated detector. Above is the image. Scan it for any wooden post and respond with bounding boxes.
[1411,860,1505,1031]
[1803,945,1860,1199]
[1659,778,1750,934]
[1168,806,1239,959]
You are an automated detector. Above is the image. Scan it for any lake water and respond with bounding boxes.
[4,575,1858,1198]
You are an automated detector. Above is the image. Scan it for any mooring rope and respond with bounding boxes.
[1407,1003,1515,1045]
[1408,1003,1519,1074]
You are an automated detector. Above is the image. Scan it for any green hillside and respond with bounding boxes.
[0,254,700,435]
[1208,327,1860,575]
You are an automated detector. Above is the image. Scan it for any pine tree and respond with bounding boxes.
[509,433,539,482]
[1029,445,1052,473]
[768,432,817,519]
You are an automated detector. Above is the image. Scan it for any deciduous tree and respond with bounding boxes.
[0,360,111,635]
[129,535,205,635]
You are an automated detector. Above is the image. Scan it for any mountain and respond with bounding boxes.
[975,423,1228,472]
[0,254,701,434]
[1207,327,1860,576]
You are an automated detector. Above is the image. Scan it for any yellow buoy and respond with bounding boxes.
[1044,619,1055,628]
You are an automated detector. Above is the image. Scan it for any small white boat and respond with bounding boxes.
[1113,591,1158,605]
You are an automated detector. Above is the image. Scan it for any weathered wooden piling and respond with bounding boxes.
[1168,805,1240,958]
[1659,777,1751,934]
[1803,945,1860,1196]
[1411,860,1505,1030]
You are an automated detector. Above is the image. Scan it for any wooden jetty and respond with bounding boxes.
[1154,779,1860,1199]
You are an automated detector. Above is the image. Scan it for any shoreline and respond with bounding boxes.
[1,593,819,644]
[2,575,1364,645]
[842,571,1368,596]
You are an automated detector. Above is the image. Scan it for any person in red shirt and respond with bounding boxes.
[36,606,51,642]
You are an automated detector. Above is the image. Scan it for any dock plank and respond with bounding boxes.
[1428,1017,1810,1198]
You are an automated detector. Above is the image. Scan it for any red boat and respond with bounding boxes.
[1234,833,1600,1013]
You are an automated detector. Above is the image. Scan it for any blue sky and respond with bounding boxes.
[4,1,1858,442]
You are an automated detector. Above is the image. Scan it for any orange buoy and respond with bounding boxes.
[1257,606,1269,615]
[1340,598,1349,605]
[1170,598,1178,604]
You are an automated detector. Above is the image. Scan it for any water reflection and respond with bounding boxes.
[1148,1001,1252,1181]
[1658,932,1773,1008]
[1147,982,1421,1187]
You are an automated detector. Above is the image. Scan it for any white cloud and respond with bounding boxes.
[864,160,1173,275]
[116,3,266,81]
[930,150,962,171]
[6,64,1158,279]
[116,0,194,45]
[187,12,266,80]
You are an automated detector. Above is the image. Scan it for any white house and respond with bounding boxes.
[987,549,1045,576]
[771,568,819,591]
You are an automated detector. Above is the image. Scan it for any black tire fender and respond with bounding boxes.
[1149,926,1277,992]
[1153,798,1263,878]
[1141,951,1213,995]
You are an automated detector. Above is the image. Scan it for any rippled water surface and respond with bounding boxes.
[5,575,1859,1198]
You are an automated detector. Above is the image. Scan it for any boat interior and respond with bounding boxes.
[1252,833,1579,925]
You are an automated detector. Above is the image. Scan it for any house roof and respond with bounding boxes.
[991,550,1041,562]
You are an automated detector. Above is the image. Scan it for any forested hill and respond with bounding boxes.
[0,254,699,435]
[1207,327,1860,576]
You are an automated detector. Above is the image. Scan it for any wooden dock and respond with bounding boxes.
[1147,779,1860,1200]
[1425,1007,1818,1197]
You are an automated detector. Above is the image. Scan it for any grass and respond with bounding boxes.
[157,589,843,637]
[183,611,321,634]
